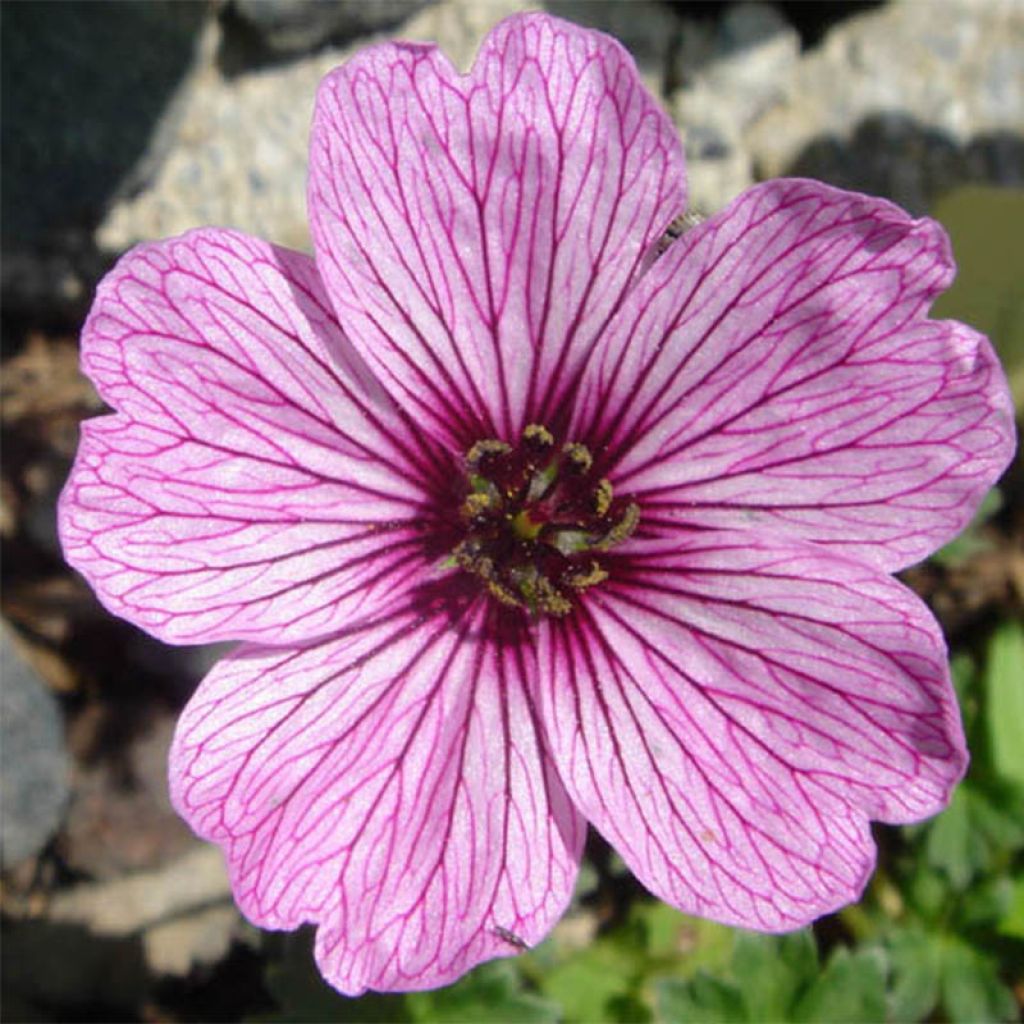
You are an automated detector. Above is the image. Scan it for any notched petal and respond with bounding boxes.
[60,228,441,645]
[575,179,1016,571]
[308,12,685,446]
[170,599,584,994]
[538,531,965,931]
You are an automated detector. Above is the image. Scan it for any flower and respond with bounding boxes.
[60,12,1015,996]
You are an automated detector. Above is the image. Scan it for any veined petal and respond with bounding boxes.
[59,229,444,645]
[170,591,584,994]
[574,179,1015,571]
[538,531,965,931]
[309,12,684,447]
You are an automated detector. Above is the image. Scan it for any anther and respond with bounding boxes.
[595,502,640,551]
[566,561,609,591]
[461,492,493,519]
[466,439,512,468]
[562,443,593,474]
[453,427,638,617]
[522,424,555,449]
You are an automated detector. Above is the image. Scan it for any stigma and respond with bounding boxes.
[452,424,638,616]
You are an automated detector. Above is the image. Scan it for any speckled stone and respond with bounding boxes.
[0,628,70,867]
[671,3,800,215]
[233,0,433,53]
[744,0,1024,212]
[95,0,542,255]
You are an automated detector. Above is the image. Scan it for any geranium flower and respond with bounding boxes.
[60,13,1014,995]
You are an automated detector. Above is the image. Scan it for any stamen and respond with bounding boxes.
[562,443,592,475]
[595,502,640,551]
[523,424,555,449]
[511,508,544,541]
[566,561,609,590]
[452,427,638,616]
[488,579,523,607]
[461,492,493,519]
[466,439,512,467]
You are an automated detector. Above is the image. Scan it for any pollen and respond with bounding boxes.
[523,423,555,448]
[452,425,639,616]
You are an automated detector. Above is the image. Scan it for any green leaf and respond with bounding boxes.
[984,620,1024,786]
[406,960,558,1024]
[932,489,1002,566]
[885,929,942,1023]
[998,877,1024,940]
[654,974,747,1024]
[635,904,735,974]
[924,786,974,889]
[258,931,411,1023]
[731,930,818,1021]
[923,781,1024,890]
[792,947,887,1024]
[931,186,1024,412]
[940,938,1018,1024]
[535,928,642,1023]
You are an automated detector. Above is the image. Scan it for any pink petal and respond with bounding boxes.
[573,179,1015,571]
[170,594,584,994]
[308,12,684,447]
[538,531,966,931]
[59,229,443,645]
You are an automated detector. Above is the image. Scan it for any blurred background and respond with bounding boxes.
[1,1,1021,1021]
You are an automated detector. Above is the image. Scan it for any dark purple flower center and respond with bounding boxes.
[452,424,639,616]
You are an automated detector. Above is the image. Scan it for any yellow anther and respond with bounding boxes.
[566,561,609,590]
[523,424,555,447]
[466,439,511,467]
[594,478,613,517]
[595,502,640,551]
[562,443,593,474]
[453,542,494,581]
[461,492,493,519]
[487,580,523,608]
[536,577,572,616]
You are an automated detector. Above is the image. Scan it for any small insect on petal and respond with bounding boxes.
[493,926,531,950]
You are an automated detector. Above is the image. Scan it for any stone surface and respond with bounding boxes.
[545,0,680,97]
[145,904,246,977]
[232,0,433,53]
[0,627,70,866]
[96,0,540,255]
[742,0,1024,213]
[61,714,197,879]
[45,843,242,977]
[671,2,800,214]
[1,1,208,317]
[49,844,231,935]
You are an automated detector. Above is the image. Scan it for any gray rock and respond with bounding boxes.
[0,627,70,867]
[668,0,1024,217]
[1,1,208,316]
[671,3,800,214]
[744,0,1024,212]
[96,0,539,254]
[233,0,433,53]
[545,0,681,96]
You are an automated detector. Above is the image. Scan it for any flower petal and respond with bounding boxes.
[59,229,444,645]
[309,12,684,447]
[170,591,584,994]
[538,531,965,931]
[574,179,1015,571]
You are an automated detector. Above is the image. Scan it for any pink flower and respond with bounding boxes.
[60,13,1014,996]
